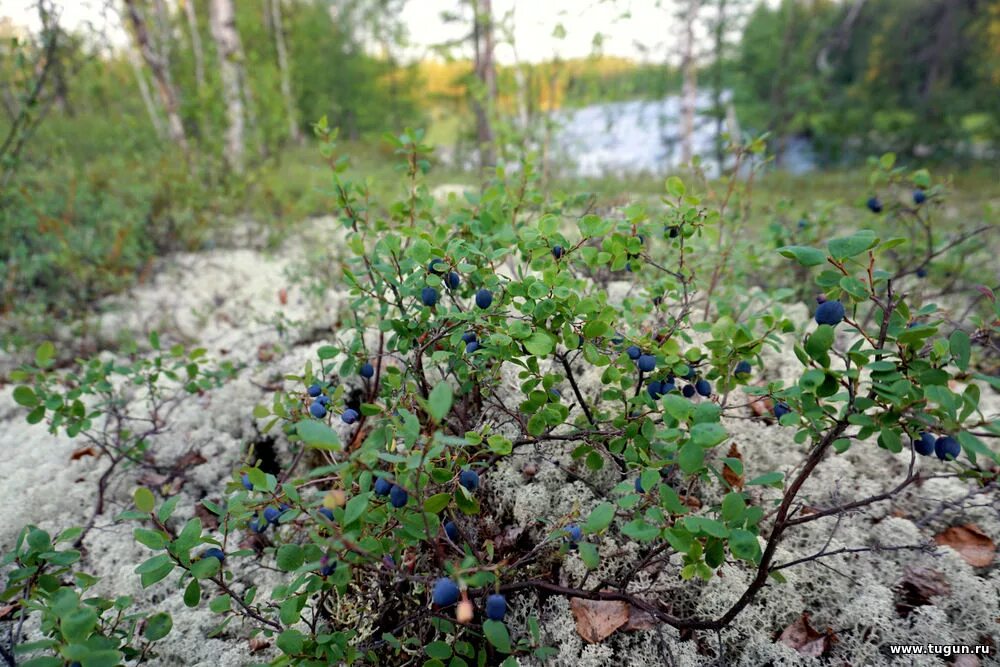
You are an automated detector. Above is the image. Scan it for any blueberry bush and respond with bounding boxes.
[8,126,999,664]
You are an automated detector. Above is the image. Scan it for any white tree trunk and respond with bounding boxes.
[680,0,701,165]
[182,0,206,91]
[209,0,246,172]
[269,0,301,143]
[127,45,166,138]
[123,0,188,150]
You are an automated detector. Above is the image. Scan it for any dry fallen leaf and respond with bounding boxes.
[278,288,288,305]
[933,524,996,567]
[680,494,702,510]
[70,446,99,461]
[195,502,220,531]
[621,607,659,632]
[777,612,836,657]
[0,604,15,621]
[722,442,744,490]
[570,597,630,643]
[175,450,207,469]
[248,638,271,653]
[896,566,951,617]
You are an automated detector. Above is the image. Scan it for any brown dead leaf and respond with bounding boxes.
[70,446,99,461]
[749,394,774,419]
[777,613,836,657]
[492,524,526,554]
[195,502,220,531]
[0,604,15,621]
[680,494,702,510]
[895,566,951,617]
[570,597,630,643]
[248,638,271,653]
[278,288,288,305]
[933,524,996,567]
[722,442,744,490]
[257,343,276,362]
[621,607,659,632]
[175,450,207,469]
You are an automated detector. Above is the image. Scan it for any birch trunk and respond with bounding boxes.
[680,0,701,165]
[472,0,496,171]
[268,0,301,143]
[123,0,188,150]
[182,0,206,92]
[127,45,166,138]
[209,0,246,172]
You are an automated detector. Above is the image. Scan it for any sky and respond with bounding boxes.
[1,0,716,64]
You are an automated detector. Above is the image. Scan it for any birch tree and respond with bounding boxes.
[472,0,497,170]
[181,0,206,92]
[268,0,301,143]
[209,0,246,172]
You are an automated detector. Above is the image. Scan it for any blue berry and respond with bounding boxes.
[264,506,283,524]
[626,345,641,360]
[374,477,393,496]
[475,288,493,309]
[695,379,711,397]
[317,395,330,406]
[202,547,225,562]
[320,557,336,577]
[815,300,846,326]
[309,401,327,419]
[682,384,696,398]
[458,469,480,491]
[421,287,439,307]
[661,381,676,394]
[637,355,656,373]
[683,366,697,380]
[914,432,935,456]
[241,473,253,491]
[565,524,582,543]
[462,331,477,344]
[485,593,507,621]
[634,477,645,493]
[249,516,268,533]
[319,507,334,521]
[867,196,883,213]
[552,245,564,259]
[432,577,460,606]
[549,388,561,400]
[934,436,960,461]
[916,266,928,278]
[735,360,752,376]
[389,485,408,508]
[666,225,679,238]
[774,402,791,419]
[913,189,926,205]
[646,380,664,400]
[360,362,374,378]
[466,341,479,354]
[444,520,460,542]
[798,219,807,229]
[446,271,461,290]
[308,384,322,397]
[428,258,446,275]
[341,408,359,424]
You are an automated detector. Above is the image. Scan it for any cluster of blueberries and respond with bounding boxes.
[912,431,961,461]
[306,382,360,424]
[431,579,508,622]
[867,189,927,214]
[624,344,741,401]
[421,259,493,309]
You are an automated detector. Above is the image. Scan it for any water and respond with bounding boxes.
[550,94,817,178]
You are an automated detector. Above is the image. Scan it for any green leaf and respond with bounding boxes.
[690,423,727,447]
[209,595,231,614]
[133,528,167,550]
[828,230,878,261]
[483,620,512,653]
[746,472,783,487]
[524,331,555,357]
[343,494,369,525]
[183,579,201,607]
[428,382,453,422]
[729,529,762,563]
[35,341,55,368]
[806,325,834,360]
[949,330,971,371]
[190,556,220,579]
[677,440,704,473]
[665,176,686,197]
[426,642,453,660]
[276,544,304,572]
[143,612,172,641]
[12,386,37,407]
[276,629,305,655]
[134,487,155,514]
[60,608,97,643]
[423,493,451,514]
[621,519,660,541]
[777,245,826,267]
[583,502,615,534]
[578,541,600,569]
[297,420,341,451]
[721,493,746,524]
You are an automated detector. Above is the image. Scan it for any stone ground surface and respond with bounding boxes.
[1,220,998,666]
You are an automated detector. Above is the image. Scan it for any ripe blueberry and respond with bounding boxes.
[466,341,479,354]
[319,507,334,521]
[241,473,253,491]
[637,355,656,372]
[798,219,807,229]
[319,556,336,577]
[264,506,283,524]
[446,271,461,290]
[552,245,564,259]
[202,547,225,562]
[661,380,676,394]
[626,345,641,360]
[432,577,460,606]
[634,477,645,493]
[475,288,493,309]
[428,258,446,275]
[735,360,752,376]
[682,384,696,398]
[444,520,460,542]
[774,402,791,419]
[914,432,935,456]
[866,196,883,213]
[309,401,327,419]
[459,469,480,491]
[485,593,507,621]
[462,331,477,344]
[916,266,928,278]
[653,295,662,306]
[683,366,697,380]
[389,485,408,508]
[934,435,960,461]
[317,395,330,406]
[308,383,322,397]
[360,362,374,378]
[695,378,711,397]
[341,408,359,424]
[249,515,268,533]
[647,380,664,399]
[421,287,439,307]
[913,189,926,205]
[666,225,679,238]
[374,477,393,496]
[565,524,582,543]
[815,300,846,326]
